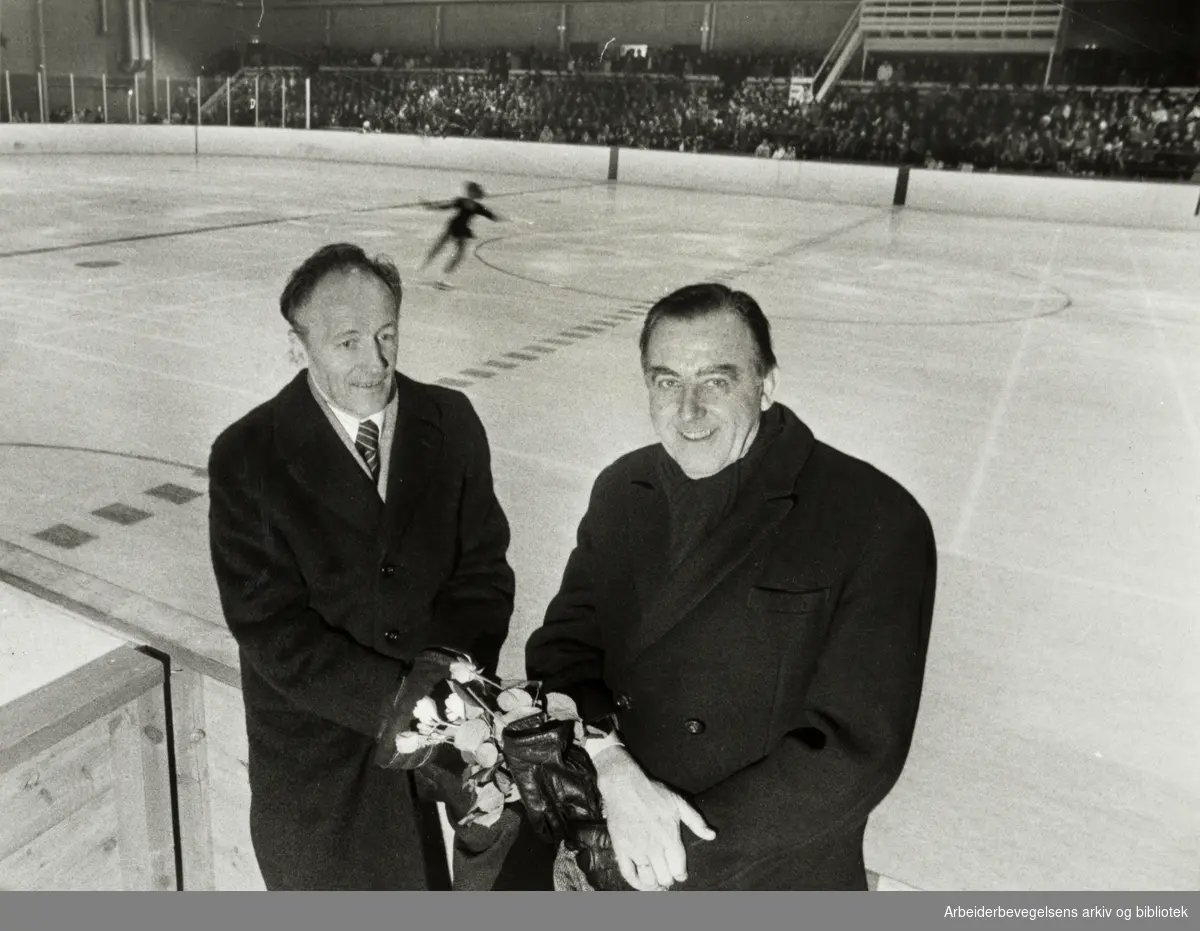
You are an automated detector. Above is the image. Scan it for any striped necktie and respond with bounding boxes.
[355,419,380,482]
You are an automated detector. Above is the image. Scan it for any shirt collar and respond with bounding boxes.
[308,373,391,438]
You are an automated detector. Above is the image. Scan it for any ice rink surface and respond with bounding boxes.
[1,152,1197,890]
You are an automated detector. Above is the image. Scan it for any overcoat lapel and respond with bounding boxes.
[623,406,817,665]
[273,372,383,536]
[628,480,670,618]
[625,485,796,664]
[381,373,444,552]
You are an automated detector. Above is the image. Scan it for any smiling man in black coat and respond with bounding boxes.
[208,243,554,891]
[525,283,938,891]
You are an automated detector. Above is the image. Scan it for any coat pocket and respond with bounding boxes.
[746,585,832,752]
[746,586,828,614]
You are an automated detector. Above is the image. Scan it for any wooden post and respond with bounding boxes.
[4,72,12,124]
[70,73,76,119]
[165,74,170,122]
[107,687,177,889]
[102,72,108,122]
[167,665,215,890]
[37,69,45,122]
[253,74,259,127]
[305,77,310,129]
[226,76,231,126]
[133,71,140,124]
[281,79,286,128]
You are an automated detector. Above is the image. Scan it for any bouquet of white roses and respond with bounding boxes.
[391,657,587,829]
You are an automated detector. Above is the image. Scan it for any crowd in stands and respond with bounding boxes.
[766,84,1200,179]
[17,43,1195,181]
[196,47,1199,181]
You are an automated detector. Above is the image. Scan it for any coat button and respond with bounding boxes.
[384,630,400,643]
[684,718,706,735]
[381,564,395,577]
[615,692,632,712]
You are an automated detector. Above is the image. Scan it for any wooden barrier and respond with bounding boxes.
[0,549,266,890]
[0,583,176,890]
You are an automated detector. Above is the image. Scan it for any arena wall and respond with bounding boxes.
[3,123,1197,229]
[617,147,901,207]
[903,167,1200,231]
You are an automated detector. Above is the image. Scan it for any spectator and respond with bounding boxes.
[199,45,1197,181]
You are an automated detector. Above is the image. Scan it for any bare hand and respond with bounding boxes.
[593,747,716,890]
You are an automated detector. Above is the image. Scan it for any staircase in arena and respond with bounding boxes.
[198,67,307,124]
[812,3,865,103]
[813,0,1067,101]
[199,68,246,122]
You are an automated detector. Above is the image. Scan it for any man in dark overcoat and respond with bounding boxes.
[525,283,938,891]
[208,243,554,890]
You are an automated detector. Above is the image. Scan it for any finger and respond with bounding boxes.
[636,860,663,891]
[676,799,717,840]
[663,837,689,883]
[648,851,675,890]
[617,854,649,891]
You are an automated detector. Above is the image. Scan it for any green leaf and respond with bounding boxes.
[476,782,505,813]
[457,808,483,827]
[497,687,535,712]
[475,741,499,769]
[471,763,498,786]
[476,807,504,828]
[546,692,580,721]
[453,718,490,753]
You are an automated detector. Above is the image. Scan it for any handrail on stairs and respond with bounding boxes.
[813,1,865,89]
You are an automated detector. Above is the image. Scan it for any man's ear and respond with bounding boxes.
[760,367,778,411]
[287,329,308,368]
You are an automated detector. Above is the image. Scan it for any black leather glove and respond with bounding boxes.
[499,713,599,843]
[570,822,634,891]
[499,712,633,891]
[374,646,471,770]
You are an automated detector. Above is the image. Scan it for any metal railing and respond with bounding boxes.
[813,2,868,103]
[0,69,320,130]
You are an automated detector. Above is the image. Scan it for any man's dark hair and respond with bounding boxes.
[279,243,403,331]
[639,283,777,377]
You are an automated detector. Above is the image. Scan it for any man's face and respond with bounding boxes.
[289,268,399,418]
[643,310,777,479]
